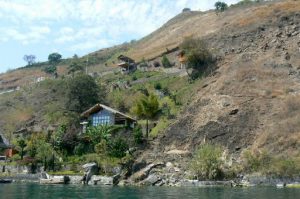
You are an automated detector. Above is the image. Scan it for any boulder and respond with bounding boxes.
[130,162,164,182]
[90,175,113,185]
[82,162,98,184]
[140,174,161,186]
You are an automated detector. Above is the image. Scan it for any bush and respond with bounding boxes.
[241,149,271,173]
[107,138,129,158]
[270,158,300,178]
[190,143,224,180]
[180,37,215,80]
[241,149,300,177]
[133,126,143,144]
[161,55,172,68]
[154,82,162,90]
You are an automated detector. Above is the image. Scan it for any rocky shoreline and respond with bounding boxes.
[1,161,299,187]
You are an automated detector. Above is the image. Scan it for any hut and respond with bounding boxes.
[117,55,136,74]
[81,104,136,130]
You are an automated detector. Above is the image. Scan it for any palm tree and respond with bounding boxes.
[132,94,160,138]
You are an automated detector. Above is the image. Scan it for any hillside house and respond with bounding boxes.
[81,104,136,130]
[177,50,187,69]
[117,55,136,74]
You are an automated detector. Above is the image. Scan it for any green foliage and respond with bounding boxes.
[131,94,160,137]
[190,143,224,180]
[66,74,102,112]
[16,138,27,160]
[270,158,300,178]
[95,140,108,155]
[73,143,90,156]
[52,125,66,152]
[161,55,172,68]
[241,150,300,177]
[180,37,215,80]
[154,82,162,90]
[43,65,57,75]
[215,1,228,12]
[48,53,62,65]
[107,137,129,158]
[132,94,160,119]
[133,126,143,144]
[68,61,84,75]
[149,118,170,138]
[242,150,270,173]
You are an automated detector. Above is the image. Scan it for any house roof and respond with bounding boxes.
[81,103,136,121]
[117,55,135,63]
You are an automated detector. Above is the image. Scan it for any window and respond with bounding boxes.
[92,111,111,126]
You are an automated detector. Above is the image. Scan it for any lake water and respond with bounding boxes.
[0,183,299,199]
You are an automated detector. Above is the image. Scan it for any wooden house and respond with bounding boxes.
[117,55,136,74]
[81,104,136,129]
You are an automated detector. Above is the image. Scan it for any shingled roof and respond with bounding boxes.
[81,104,136,121]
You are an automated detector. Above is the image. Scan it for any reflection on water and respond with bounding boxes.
[0,183,299,199]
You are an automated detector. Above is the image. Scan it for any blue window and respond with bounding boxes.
[91,110,111,126]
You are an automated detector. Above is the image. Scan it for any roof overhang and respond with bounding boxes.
[81,104,136,121]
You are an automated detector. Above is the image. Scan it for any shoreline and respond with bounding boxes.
[1,174,300,188]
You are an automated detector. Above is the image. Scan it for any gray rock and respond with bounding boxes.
[82,162,98,184]
[90,175,113,185]
[130,162,165,182]
[140,174,161,186]
[68,176,83,184]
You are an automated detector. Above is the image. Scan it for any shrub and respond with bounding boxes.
[180,37,215,80]
[241,149,272,173]
[270,158,300,178]
[190,143,224,180]
[154,82,162,90]
[133,126,143,144]
[95,140,108,155]
[132,76,137,81]
[241,149,300,177]
[107,138,129,158]
[161,55,172,68]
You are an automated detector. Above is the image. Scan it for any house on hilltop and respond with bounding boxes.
[176,50,187,69]
[117,55,137,74]
[81,104,136,130]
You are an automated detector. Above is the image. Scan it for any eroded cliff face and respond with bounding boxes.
[138,10,300,168]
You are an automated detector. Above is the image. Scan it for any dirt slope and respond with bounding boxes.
[137,1,300,164]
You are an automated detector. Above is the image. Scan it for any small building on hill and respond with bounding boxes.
[81,104,136,128]
[177,50,187,69]
[117,55,136,74]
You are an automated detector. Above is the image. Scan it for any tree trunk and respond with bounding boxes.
[146,119,149,138]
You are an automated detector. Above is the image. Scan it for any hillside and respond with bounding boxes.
[0,0,300,181]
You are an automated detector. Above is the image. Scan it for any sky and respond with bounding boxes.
[0,0,240,73]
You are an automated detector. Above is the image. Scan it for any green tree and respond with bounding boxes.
[68,61,84,76]
[190,143,223,180]
[36,140,53,171]
[161,55,172,68]
[44,65,57,75]
[132,94,160,137]
[66,74,103,112]
[44,53,62,76]
[180,37,214,80]
[17,139,27,160]
[215,1,228,12]
[48,53,62,65]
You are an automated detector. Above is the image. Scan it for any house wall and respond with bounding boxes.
[90,109,115,126]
